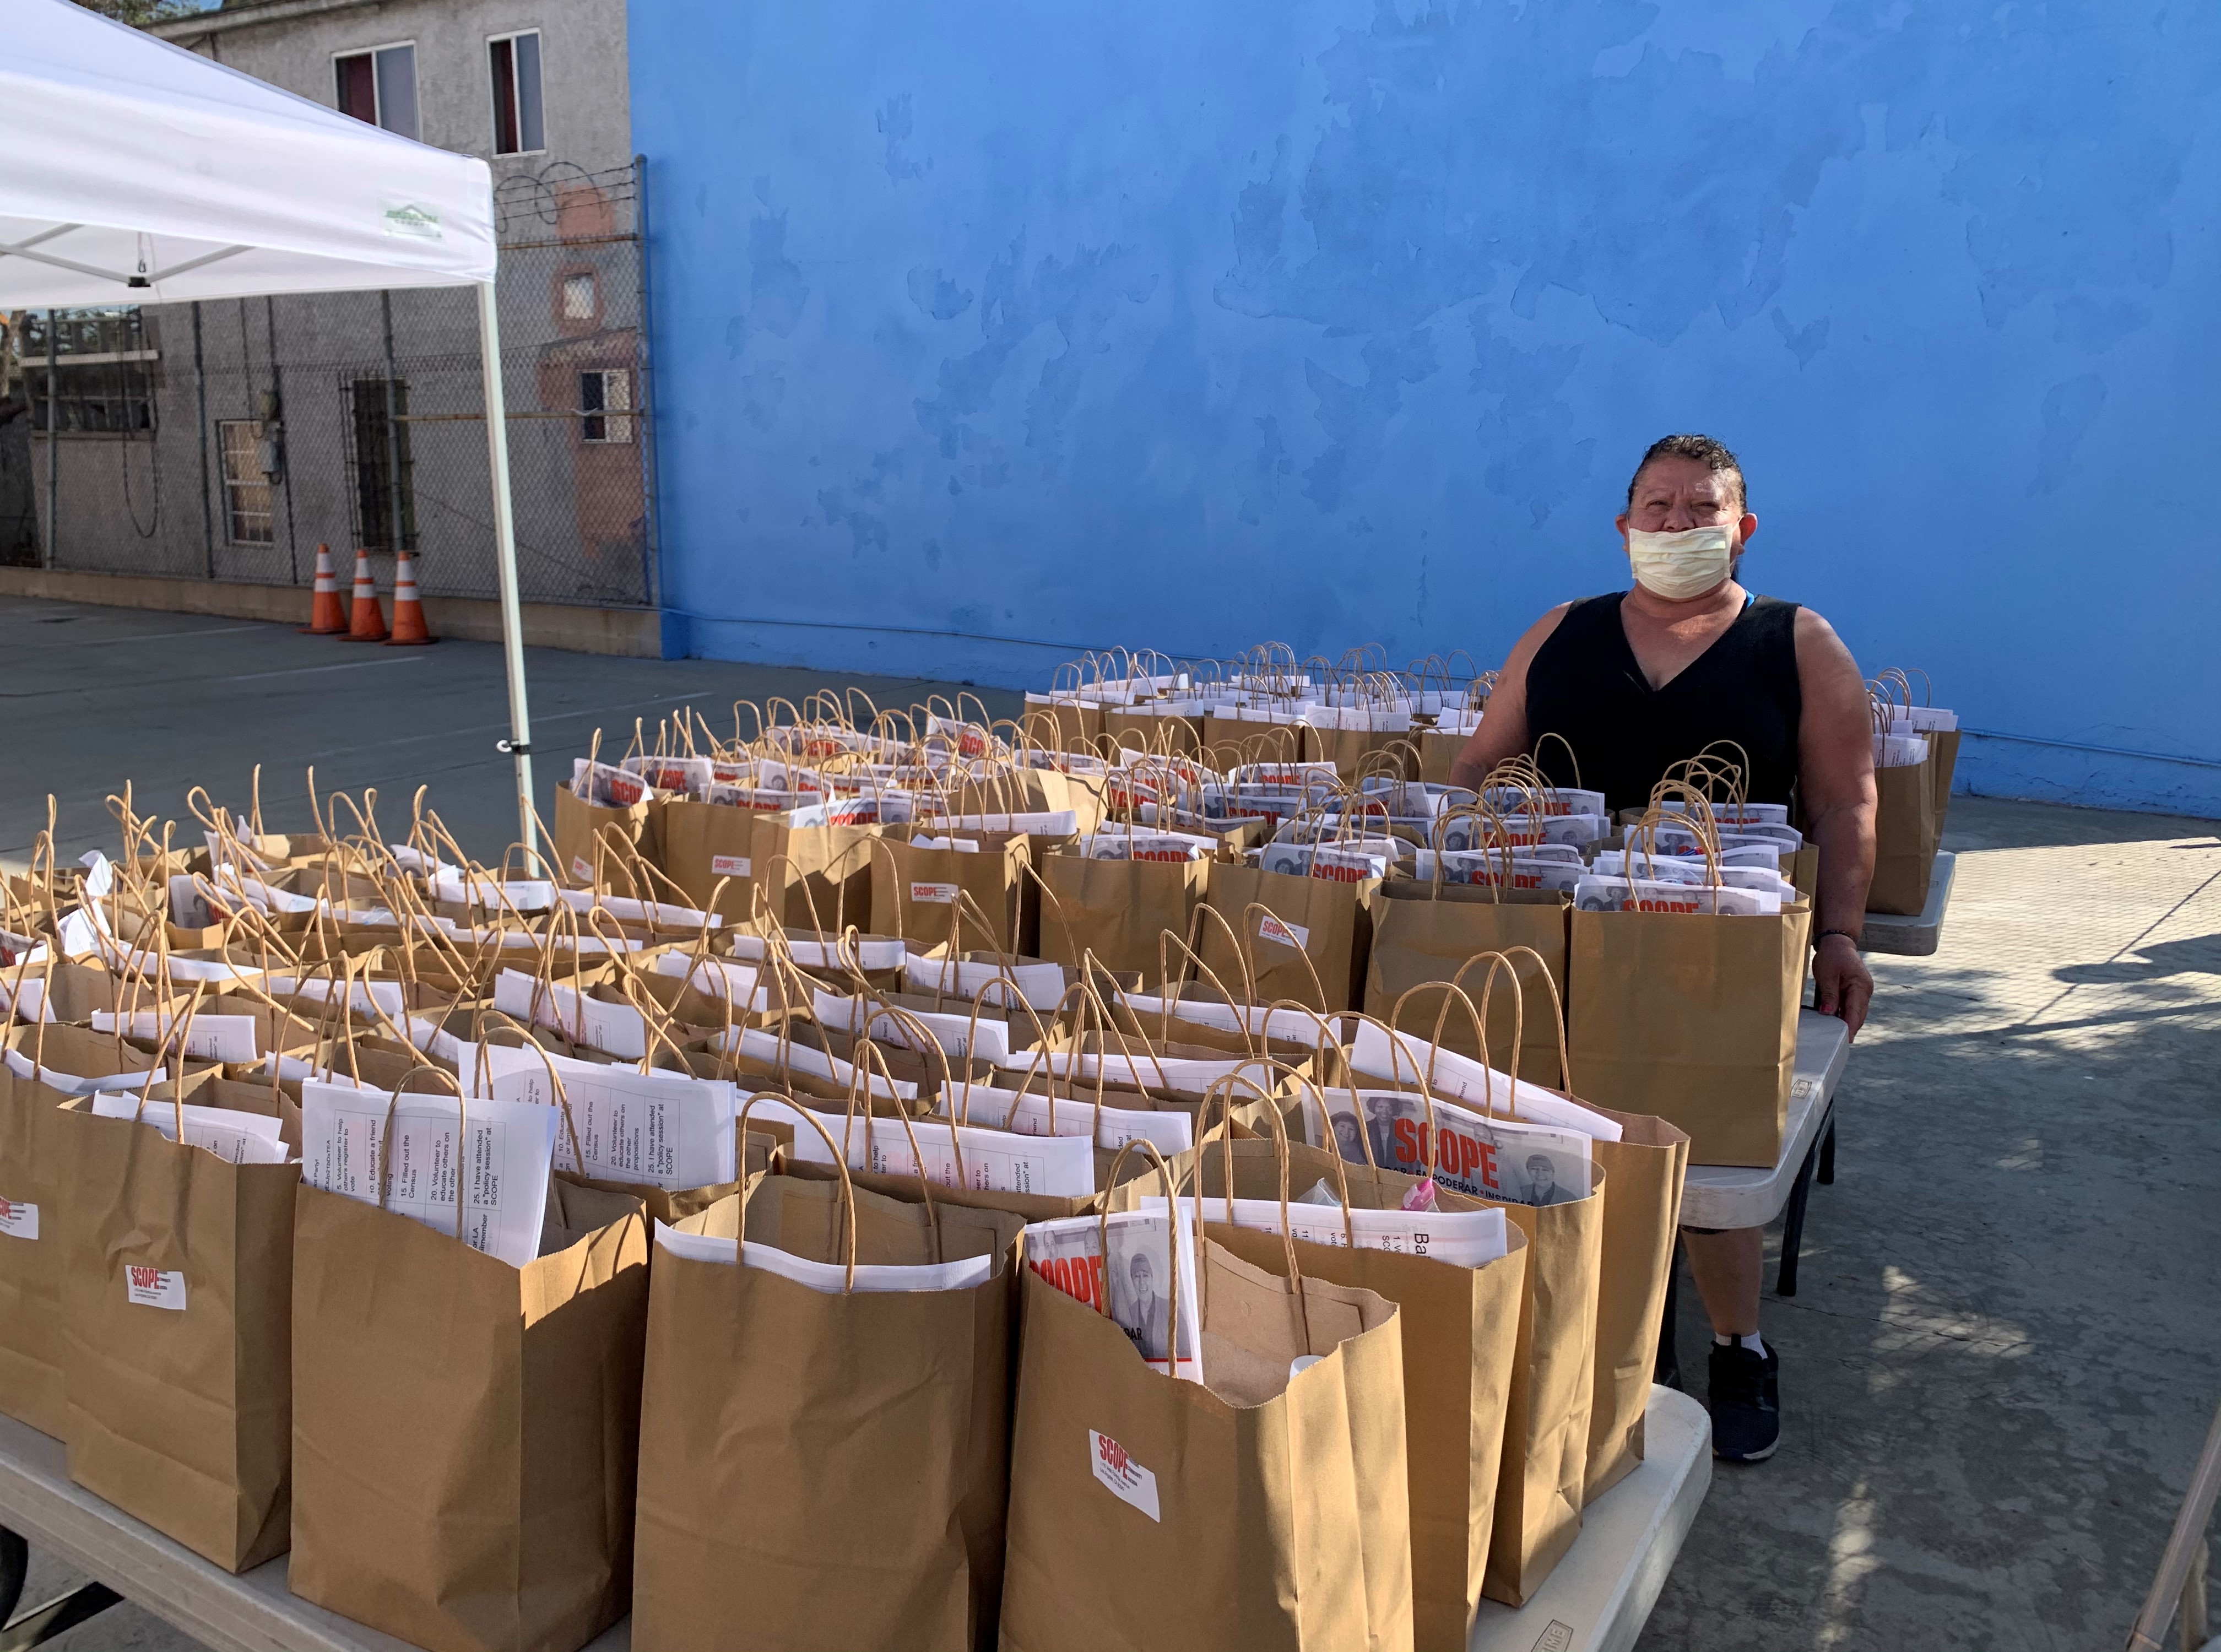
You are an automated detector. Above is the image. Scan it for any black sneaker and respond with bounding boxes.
[1708,1340,1781,1463]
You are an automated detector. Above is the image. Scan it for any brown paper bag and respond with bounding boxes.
[659,797,761,922]
[750,816,881,933]
[1103,705,1204,756]
[1362,882,1568,1087]
[1313,725,1420,782]
[0,1021,218,1436]
[551,781,663,893]
[632,1171,1024,1652]
[1868,750,1941,915]
[0,1060,73,1436]
[1477,1186,1603,1606]
[1198,861,1377,1012]
[1156,1137,1528,1651]
[1200,714,1309,768]
[869,833,1033,957]
[1566,906,1810,1166]
[1582,1108,1689,1504]
[1020,695,1104,755]
[1417,729,1468,787]
[1037,848,1211,989]
[1930,727,1962,828]
[290,1177,649,1652]
[999,1232,1412,1652]
[59,1097,297,1570]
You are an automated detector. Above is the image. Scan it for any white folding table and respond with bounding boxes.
[1860,849,1957,957]
[1655,1008,1852,1393]
[1467,1386,1711,1652]
[0,1410,628,1652]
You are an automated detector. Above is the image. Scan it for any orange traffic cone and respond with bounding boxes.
[300,543,346,633]
[386,550,436,646]
[343,549,388,642]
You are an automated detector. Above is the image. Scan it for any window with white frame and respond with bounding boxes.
[335,44,419,140]
[218,420,274,545]
[560,271,597,322]
[489,31,545,155]
[579,370,631,444]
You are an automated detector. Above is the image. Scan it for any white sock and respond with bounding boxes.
[1714,1331,1768,1358]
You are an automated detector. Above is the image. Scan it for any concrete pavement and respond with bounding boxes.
[0,594,1020,869]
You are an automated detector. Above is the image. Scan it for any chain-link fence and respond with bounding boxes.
[0,159,657,607]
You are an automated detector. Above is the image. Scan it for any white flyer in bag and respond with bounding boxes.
[1413,848,1584,893]
[1572,875,1777,916]
[1307,1086,1594,1206]
[1006,1044,1288,1097]
[298,1081,557,1268]
[484,1052,739,1193]
[653,1220,995,1293]
[812,988,1014,1064]
[0,977,55,1024]
[1346,1023,1622,1140]
[714,1027,918,1103]
[650,951,771,1009]
[934,1087,1193,1156]
[1256,839,1394,882]
[491,969,648,1059]
[902,952,1068,1011]
[1023,1206,1203,1379]
[429,872,558,913]
[1480,784,1608,818]
[621,754,716,797]
[90,1093,292,1165]
[90,1009,261,1064]
[1,1047,151,1096]
[787,1106,1096,1197]
[1440,811,1607,852]
[727,930,908,972]
[1079,832,1215,863]
[557,887,722,929]
[1661,799,1792,826]
[1114,990,1344,1046]
[1140,1190,1507,1269]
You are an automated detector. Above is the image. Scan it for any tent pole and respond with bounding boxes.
[42,310,57,569]
[476,278,538,869]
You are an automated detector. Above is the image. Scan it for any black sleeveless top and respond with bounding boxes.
[1523,592,1803,811]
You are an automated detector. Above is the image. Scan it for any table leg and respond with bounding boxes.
[1818,1116,1837,1187]
[0,1528,122,1652]
[1775,1125,1824,1298]
[1655,1236,1683,1391]
[0,1529,21,1627]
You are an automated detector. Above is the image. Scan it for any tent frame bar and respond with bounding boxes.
[476,278,538,868]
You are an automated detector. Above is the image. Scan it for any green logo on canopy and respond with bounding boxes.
[383,203,443,241]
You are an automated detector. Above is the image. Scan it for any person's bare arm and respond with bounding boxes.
[1448,603,1573,790]
[1794,607,1877,1037]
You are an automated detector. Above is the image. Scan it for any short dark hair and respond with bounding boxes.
[1627,434,1747,513]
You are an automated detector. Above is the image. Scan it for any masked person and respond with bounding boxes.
[1450,432,1876,1465]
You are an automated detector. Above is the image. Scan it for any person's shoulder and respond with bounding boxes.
[1783,603,1849,650]
[1522,593,1613,652]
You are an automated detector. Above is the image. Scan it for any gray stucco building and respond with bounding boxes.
[4,0,653,607]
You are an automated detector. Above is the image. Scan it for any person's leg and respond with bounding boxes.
[1683,1226,1762,1334]
[1682,1225,1781,1463]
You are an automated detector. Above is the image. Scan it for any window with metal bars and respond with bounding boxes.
[578,369,631,443]
[217,420,274,545]
[348,378,418,551]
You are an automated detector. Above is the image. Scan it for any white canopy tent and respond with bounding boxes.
[0,0,541,855]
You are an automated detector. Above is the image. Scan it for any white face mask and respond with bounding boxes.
[1625,524,1736,600]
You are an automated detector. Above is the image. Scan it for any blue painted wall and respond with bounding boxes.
[629,1,2221,816]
